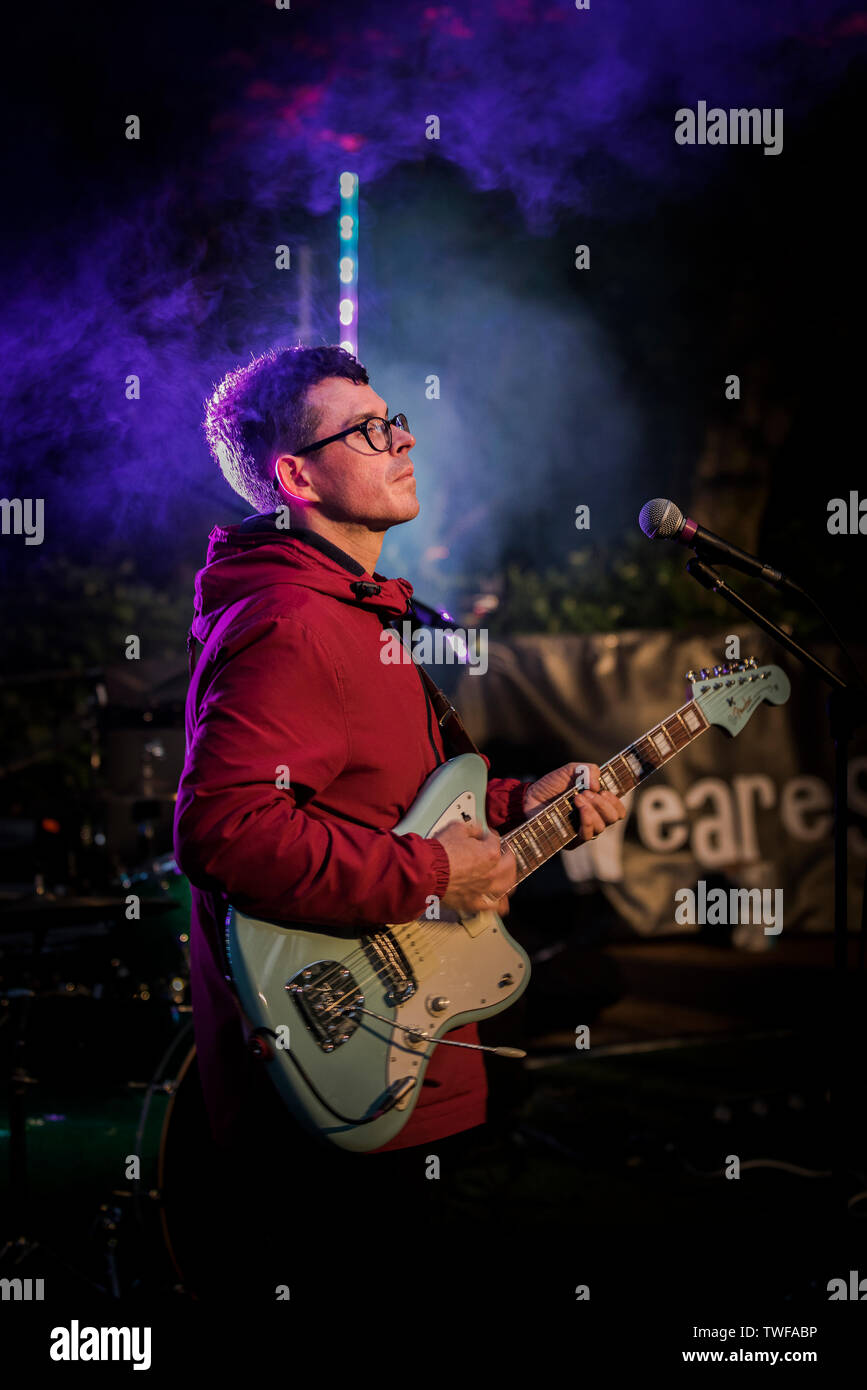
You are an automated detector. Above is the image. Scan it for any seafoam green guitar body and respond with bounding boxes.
[226,753,531,1152]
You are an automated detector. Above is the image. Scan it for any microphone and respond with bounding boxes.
[638,497,790,588]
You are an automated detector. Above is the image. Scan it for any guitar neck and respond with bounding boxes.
[502,698,711,885]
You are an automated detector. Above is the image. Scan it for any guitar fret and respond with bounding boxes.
[600,766,622,796]
[682,702,708,734]
[516,825,545,864]
[618,752,638,788]
[650,725,674,758]
[510,837,529,874]
[505,697,712,886]
[665,717,682,747]
[624,748,651,782]
[666,714,689,749]
[537,810,566,852]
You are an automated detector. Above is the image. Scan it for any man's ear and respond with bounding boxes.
[275,452,321,503]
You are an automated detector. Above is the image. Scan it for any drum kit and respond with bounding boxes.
[0,667,212,1301]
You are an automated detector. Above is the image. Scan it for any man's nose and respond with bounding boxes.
[392,424,416,452]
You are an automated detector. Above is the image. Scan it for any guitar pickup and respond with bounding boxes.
[363,930,417,1005]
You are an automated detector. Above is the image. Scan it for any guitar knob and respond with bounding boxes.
[428,995,450,1014]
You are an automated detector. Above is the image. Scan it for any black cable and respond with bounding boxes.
[259,1028,411,1128]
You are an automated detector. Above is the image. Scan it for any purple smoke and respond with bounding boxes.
[0,0,862,568]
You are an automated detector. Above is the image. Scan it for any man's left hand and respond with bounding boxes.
[522,762,627,843]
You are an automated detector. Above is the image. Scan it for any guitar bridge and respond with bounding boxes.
[286,960,364,1053]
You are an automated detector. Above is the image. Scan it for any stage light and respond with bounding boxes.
[339,171,358,356]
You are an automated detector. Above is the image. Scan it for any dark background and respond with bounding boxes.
[0,0,865,1348]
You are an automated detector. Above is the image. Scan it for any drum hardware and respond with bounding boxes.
[93,1202,123,1300]
[0,983,98,1292]
[0,853,194,1297]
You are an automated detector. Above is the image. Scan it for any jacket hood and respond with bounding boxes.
[190,512,415,646]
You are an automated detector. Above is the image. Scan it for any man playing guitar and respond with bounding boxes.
[173,344,625,1301]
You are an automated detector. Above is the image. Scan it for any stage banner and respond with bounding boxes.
[453,626,867,941]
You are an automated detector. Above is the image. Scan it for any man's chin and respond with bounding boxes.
[382,498,421,527]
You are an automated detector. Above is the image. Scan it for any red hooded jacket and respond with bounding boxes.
[173,516,528,1153]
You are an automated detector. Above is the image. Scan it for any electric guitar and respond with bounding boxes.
[225,658,790,1151]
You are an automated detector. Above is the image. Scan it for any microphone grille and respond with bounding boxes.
[639,497,683,539]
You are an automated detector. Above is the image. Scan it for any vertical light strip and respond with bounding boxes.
[338,171,358,355]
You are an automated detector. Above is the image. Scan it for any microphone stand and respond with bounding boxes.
[686,555,867,1222]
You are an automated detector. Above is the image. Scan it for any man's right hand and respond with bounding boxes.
[433,819,518,917]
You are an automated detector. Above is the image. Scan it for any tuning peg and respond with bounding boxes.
[747,656,757,668]
[721,664,731,675]
[685,669,696,682]
[699,668,709,681]
[712,665,722,677]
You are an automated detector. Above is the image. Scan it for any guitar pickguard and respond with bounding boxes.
[383,781,526,1107]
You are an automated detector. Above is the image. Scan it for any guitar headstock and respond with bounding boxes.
[684,658,791,737]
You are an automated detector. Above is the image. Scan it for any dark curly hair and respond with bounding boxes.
[203,344,369,512]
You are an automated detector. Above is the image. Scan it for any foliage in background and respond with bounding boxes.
[481,532,831,639]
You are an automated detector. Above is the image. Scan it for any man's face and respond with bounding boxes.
[275,376,419,529]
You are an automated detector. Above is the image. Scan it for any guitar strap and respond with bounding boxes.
[416,664,483,759]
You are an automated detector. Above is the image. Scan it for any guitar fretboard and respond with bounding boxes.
[502,699,710,884]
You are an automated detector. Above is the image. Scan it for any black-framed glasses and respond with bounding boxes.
[294,413,410,456]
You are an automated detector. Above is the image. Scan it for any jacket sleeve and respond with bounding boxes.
[173,616,450,929]
[485,774,530,833]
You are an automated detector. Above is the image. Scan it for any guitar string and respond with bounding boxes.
[292,712,711,1020]
[288,705,712,1020]
[318,669,773,1018]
